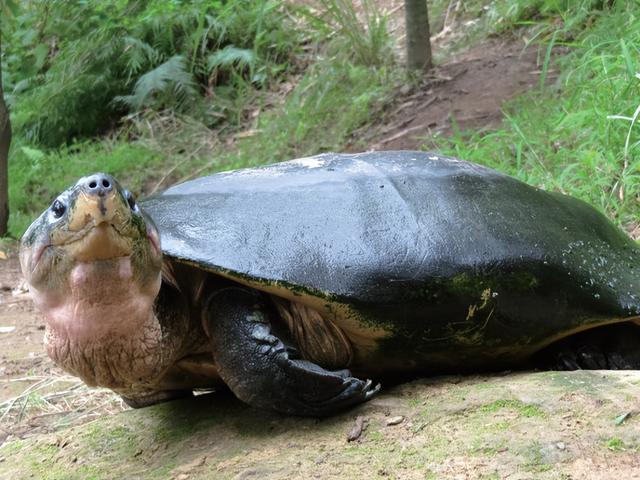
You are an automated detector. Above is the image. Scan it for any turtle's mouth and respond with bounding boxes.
[57,222,133,262]
[29,222,130,275]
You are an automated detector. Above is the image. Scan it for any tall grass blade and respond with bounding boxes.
[540,30,558,92]
[620,39,635,79]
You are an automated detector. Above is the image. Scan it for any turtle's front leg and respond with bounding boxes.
[204,287,380,416]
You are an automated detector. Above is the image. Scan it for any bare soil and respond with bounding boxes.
[354,37,552,152]
[0,255,126,448]
[1,29,638,480]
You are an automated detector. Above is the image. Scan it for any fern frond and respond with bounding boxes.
[114,55,196,112]
[122,36,162,77]
[207,46,256,74]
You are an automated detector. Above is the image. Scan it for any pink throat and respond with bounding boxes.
[32,257,161,343]
[31,257,164,389]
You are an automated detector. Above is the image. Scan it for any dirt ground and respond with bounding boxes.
[0,254,129,447]
[354,37,552,152]
[1,26,639,480]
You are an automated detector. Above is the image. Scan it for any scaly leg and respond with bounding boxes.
[204,287,380,416]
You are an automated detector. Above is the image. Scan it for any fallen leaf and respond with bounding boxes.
[347,416,367,442]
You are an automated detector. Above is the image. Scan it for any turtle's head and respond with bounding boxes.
[20,173,162,301]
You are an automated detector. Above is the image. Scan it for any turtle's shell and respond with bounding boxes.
[143,151,640,369]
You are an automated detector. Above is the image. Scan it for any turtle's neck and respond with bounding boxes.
[44,312,168,389]
[32,257,175,390]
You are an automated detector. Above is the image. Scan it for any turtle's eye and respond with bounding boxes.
[126,191,137,211]
[51,199,66,219]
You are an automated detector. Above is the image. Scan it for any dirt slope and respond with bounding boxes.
[355,37,552,152]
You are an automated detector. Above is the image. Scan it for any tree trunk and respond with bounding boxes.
[0,28,11,236]
[404,0,432,71]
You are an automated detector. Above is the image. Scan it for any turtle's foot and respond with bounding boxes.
[205,287,380,416]
[538,322,640,370]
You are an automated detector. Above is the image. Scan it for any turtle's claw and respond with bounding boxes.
[364,381,381,400]
[250,326,277,344]
[330,368,352,379]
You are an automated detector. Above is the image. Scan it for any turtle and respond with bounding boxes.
[19,151,640,416]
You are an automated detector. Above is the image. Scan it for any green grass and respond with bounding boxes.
[605,437,626,451]
[7,140,165,235]
[427,1,640,228]
[211,60,396,168]
[0,438,25,455]
[603,436,638,452]
[5,0,638,239]
[478,399,546,418]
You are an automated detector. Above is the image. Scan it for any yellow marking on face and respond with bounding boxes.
[52,190,134,261]
[479,288,491,309]
[65,223,132,262]
[67,191,121,232]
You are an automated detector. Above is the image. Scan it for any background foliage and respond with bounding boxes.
[434,0,640,226]
[2,0,640,237]
[4,0,299,146]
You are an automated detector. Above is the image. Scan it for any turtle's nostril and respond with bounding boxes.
[83,174,115,197]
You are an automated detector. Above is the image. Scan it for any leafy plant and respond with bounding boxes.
[304,0,392,67]
[4,0,300,146]
[115,55,197,112]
